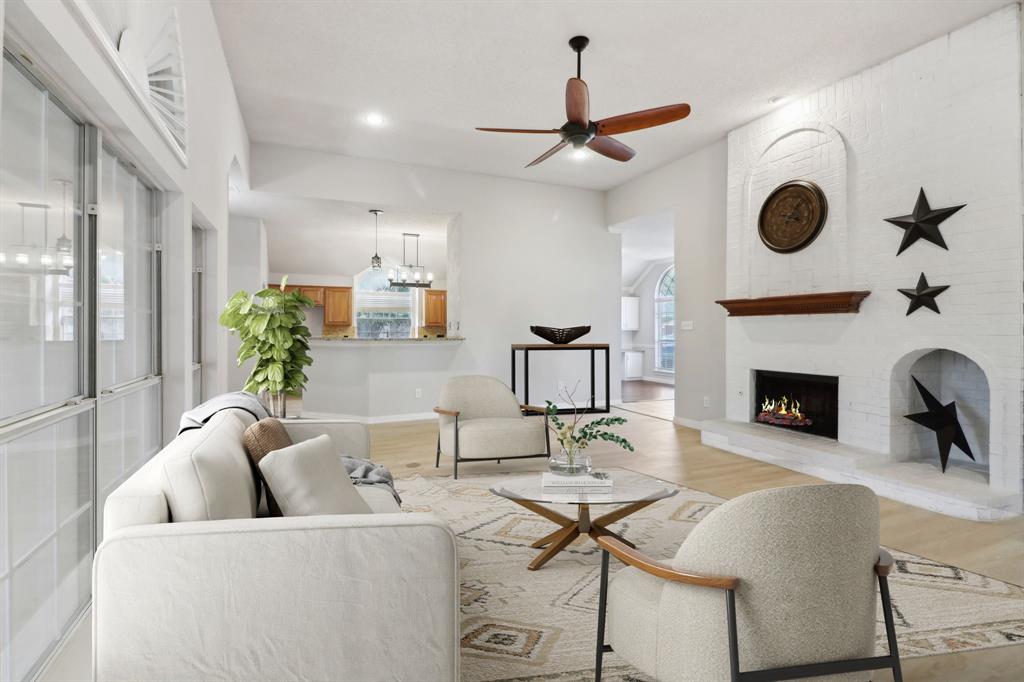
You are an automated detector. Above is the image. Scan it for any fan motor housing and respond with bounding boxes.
[560,121,597,148]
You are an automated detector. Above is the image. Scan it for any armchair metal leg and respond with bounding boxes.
[879,576,903,682]
[435,434,441,468]
[595,549,610,682]
[723,574,903,681]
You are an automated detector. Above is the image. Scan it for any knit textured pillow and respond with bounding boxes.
[242,418,293,516]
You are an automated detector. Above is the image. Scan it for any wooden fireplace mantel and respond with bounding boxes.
[715,291,871,317]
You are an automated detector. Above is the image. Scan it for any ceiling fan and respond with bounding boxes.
[476,35,691,167]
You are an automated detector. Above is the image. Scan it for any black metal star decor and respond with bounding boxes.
[904,376,975,472]
[898,272,949,315]
[884,188,965,255]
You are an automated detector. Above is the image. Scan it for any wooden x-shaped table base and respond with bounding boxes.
[506,497,657,570]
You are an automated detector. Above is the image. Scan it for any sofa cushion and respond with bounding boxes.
[160,410,258,522]
[259,435,373,516]
[440,416,547,459]
[242,418,294,516]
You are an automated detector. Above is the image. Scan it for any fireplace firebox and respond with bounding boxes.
[753,370,839,439]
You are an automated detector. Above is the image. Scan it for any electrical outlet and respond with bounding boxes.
[415,388,422,399]
[703,396,710,408]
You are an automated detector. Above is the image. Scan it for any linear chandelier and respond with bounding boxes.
[388,232,433,288]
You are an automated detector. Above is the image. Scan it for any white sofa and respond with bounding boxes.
[94,409,459,682]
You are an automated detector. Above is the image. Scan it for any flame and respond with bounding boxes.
[760,395,802,419]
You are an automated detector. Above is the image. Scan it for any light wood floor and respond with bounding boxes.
[371,407,1024,682]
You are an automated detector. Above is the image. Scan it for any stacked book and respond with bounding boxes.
[541,472,613,494]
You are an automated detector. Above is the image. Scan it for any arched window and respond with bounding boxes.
[354,265,417,339]
[654,266,675,373]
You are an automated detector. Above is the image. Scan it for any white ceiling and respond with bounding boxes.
[613,213,674,287]
[212,0,1006,191]
[231,192,452,277]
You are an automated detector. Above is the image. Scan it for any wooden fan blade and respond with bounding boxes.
[596,103,691,136]
[476,127,561,133]
[526,140,568,167]
[566,78,590,126]
[587,136,636,162]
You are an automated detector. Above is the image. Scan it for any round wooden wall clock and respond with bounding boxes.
[757,180,828,253]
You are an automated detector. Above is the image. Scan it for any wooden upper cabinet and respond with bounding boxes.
[299,286,324,307]
[424,289,447,328]
[324,287,353,327]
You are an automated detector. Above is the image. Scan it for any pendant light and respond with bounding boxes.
[387,233,433,288]
[369,209,383,270]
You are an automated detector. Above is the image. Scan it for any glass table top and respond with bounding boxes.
[490,474,678,506]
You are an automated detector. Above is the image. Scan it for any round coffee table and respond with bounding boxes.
[490,475,678,570]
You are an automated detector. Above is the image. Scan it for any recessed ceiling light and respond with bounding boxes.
[570,148,588,161]
[364,112,386,127]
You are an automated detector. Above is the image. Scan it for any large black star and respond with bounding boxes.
[898,272,949,315]
[884,188,965,255]
[904,376,975,473]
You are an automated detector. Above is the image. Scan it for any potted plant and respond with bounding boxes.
[545,385,634,475]
[219,277,314,417]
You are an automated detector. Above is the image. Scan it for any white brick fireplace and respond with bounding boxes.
[702,5,1024,520]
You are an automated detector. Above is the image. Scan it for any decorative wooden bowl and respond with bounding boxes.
[530,325,591,344]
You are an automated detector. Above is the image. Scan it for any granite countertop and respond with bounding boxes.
[310,336,465,346]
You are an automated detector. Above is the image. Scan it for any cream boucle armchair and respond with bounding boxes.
[595,484,903,682]
[434,375,550,478]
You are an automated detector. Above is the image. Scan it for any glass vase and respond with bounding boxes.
[262,390,287,419]
[548,448,593,476]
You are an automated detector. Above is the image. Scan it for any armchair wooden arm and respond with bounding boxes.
[520,404,548,415]
[433,407,460,417]
[594,534,739,590]
[875,548,894,577]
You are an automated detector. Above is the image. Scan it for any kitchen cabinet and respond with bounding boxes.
[621,296,640,331]
[623,350,644,379]
[324,287,353,326]
[423,289,447,328]
[299,286,324,307]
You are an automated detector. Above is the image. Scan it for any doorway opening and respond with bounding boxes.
[612,213,674,420]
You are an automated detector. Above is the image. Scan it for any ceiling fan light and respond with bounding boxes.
[571,148,588,160]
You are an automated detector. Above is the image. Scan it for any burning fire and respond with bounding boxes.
[761,395,803,420]
[757,394,813,427]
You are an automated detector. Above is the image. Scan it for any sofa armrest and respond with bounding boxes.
[281,418,370,458]
[94,513,458,682]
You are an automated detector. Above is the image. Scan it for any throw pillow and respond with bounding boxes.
[258,434,373,516]
[242,417,293,516]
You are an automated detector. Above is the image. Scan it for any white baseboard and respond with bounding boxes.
[673,416,704,430]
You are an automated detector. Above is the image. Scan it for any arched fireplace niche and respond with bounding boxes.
[889,348,990,475]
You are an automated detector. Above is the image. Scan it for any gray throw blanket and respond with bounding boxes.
[178,391,270,435]
[342,455,402,505]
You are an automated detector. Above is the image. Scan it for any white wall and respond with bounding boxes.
[722,6,1022,493]
[606,140,729,425]
[5,0,250,441]
[245,143,619,419]
[226,215,268,390]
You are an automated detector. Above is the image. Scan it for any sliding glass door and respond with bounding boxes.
[0,50,163,680]
[0,52,90,682]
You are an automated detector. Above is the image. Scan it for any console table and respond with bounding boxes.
[510,343,610,414]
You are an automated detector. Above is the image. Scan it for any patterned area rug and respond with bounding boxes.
[396,470,1024,682]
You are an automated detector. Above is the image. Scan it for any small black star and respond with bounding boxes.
[884,188,965,255]
[904,376,975,473]
[898,272,949,315]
